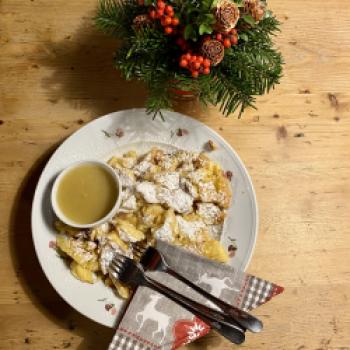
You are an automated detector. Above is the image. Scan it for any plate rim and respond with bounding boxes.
[31,108,259,327]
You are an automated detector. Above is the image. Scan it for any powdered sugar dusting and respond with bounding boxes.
[133,160,152,177]
[180,178,198,198]
[153,217,174,242]
[154,172,179,190]
[115,168,135,188]
[69,238,95,264]
[176,216,206,242]
[120,191,137,212]
[136,181,159,203]
[207,224,223,240]
[196,203,221,224]
[158,187,193,214]
[198,181,218,202]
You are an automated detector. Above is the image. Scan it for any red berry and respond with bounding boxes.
[203,35,211,42]
[164,26,173,34]
[138,0,144,5]
[191,70,199,78]
[190,55,197,62]
[216,33,223,41]
[193,61,201,69]
[157,1,165,9]
[231,35,238,45]
[203,67,210,75]
[157,9,164,16]
[164,16,172,25]
[231,28,237,35]
[185,53,191,61]
[196,55,204,64]
[149,10,156,19]
[203,58,211,68]
[223,38,231,48]
[180,59,188,68]
[165,5,173,14]
[171,17,179,26]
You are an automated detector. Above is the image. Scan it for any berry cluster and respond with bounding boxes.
[179,52,212,78]
[148,1,179,35]
[213,28,238,48]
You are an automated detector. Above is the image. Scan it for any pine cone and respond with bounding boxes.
[214,0,240,32]
[133,14,152,30]
[242,0,265,22]
[201,39,225,66]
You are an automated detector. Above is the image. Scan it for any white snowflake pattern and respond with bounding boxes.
[184,322,206,344]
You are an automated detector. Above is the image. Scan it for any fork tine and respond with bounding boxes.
[132,243,143,254]
[113,253,127,263]
[109,261,121,274]
[132,241,148,261]
[111,256,125,267]
[110,256,125,271]
[110,256,122,266]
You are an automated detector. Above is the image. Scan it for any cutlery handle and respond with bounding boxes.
[166,267,263,333]
[142,274,245,345]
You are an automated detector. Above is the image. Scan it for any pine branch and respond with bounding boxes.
[95,0,284,118]
[223,45,283,94]
[115,28,174,81]
[210,72,256,117]
[146,88,172,120]
[238,16,281,45]
[95,0,140,37]
[126,27,170,58]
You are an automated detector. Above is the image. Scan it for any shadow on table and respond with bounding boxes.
[38,14,147,118]
[37,13,205,120]
[9,146,114,350]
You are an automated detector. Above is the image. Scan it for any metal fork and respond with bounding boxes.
[133,244,263,333]
[109,253,246,345]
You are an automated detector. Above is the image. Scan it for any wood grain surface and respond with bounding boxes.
[1,0,350,349]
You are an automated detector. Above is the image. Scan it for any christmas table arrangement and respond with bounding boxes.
[96,0,283,118]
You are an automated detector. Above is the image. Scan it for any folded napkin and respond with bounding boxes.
[108,241,283,350]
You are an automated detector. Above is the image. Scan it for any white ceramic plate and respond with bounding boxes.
[31,109,258,328]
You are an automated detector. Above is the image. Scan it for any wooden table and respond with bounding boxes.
[1,1,349,349]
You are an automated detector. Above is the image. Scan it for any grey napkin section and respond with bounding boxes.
[108,241,284,350]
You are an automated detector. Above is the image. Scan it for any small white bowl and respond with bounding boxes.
[51,160,122,228]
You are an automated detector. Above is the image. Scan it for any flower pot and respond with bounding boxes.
[169,81,198,100]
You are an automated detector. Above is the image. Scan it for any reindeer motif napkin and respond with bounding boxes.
[108,241,284,350]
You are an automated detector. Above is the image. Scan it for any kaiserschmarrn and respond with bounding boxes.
[55,147,232,298]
